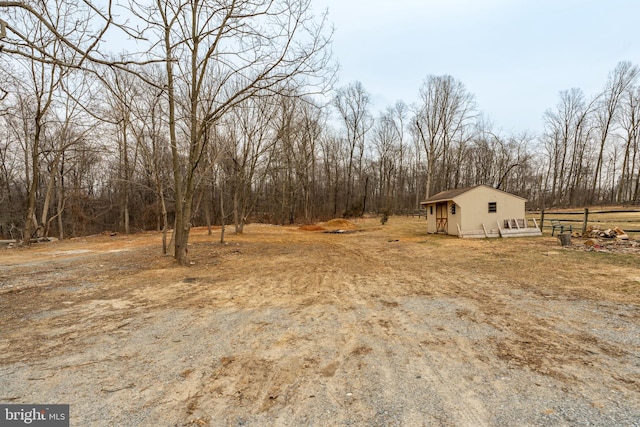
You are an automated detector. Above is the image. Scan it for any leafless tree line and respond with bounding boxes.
[541,61,640,208]
[1,1,639,264]
[1,0,334,265]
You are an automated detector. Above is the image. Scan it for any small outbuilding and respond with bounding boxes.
[420,185,541,238]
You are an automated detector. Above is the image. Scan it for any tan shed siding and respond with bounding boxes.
[449,201,461,235]
[422,185,526,236]
[456,186,525,231]
[425,203,437,233]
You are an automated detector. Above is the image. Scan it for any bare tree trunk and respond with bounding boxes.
[233,182,241,233]
[634,163,640,202]
[23,112,43,244]
[205,189,212,236]
[56,170,65,240]
[160,189,168,255]
[158,0,187,265]
[219,179,226,244]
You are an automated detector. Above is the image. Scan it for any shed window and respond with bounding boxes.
[430,205,433,215]
[450,204,456,215]
[488,202,497,213]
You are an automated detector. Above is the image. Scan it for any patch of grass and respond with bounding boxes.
[561,248,640,268]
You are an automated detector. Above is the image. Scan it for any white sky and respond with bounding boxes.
[311,0,640,135]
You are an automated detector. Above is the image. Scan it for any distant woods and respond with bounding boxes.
[1,1,640,258]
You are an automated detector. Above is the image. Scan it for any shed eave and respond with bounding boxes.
[420,185,528,205]
[420,198,450,205]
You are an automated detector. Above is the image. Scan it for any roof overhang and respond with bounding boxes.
[420,185,527,205]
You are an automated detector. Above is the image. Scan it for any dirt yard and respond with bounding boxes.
[1,217,639,426]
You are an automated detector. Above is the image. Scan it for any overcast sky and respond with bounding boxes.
[311,0,640,135]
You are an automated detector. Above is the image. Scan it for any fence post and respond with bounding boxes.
[539,209,545,231]
[582,208,589,236]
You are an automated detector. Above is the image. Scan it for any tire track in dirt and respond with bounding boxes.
[168,235,494,425]
[292,236,495,426]
[322,234,640,424]
[395,262,640,418]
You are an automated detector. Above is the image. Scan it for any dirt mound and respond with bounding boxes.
[298,224,327,231]
[323,218,359,230]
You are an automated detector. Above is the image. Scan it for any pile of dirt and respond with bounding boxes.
[298,224,327,231]
[323,218,359,230]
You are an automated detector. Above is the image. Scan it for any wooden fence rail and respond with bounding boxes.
[534,208,640,234]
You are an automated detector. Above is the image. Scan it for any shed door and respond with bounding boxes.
[436,202,448,233]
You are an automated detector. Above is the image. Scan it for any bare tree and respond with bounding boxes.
[40,78,98,239]
[266,93,323,224]
[127,71,172,252]
[382,101,409,212]
[224,96,277,233]
[372,110,400,214]
[0,0,162,82]
[7,24,66,243]
[296,100,324,221]
[617,85,640,202]
[0,101,22,238]
[130,0,334,265]
[590,61,639,203]
[415,75,475,198]
[318,131,344,218]
[102,69,145,234]
[543,88,589,205]
[333,81,373,216]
